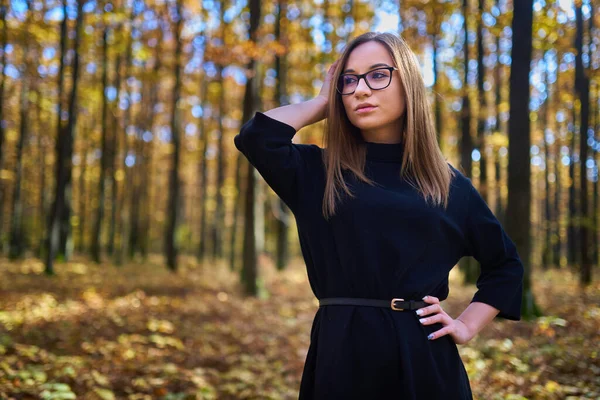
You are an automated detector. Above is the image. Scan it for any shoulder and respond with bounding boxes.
[446,162,474,195]
[295,142,324,163]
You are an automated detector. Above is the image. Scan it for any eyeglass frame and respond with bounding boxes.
[336,66,399,95]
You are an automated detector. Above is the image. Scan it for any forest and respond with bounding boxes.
[0,0,599,398]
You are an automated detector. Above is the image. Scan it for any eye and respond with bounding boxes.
[343,76,357,84]
[371,71,389,80]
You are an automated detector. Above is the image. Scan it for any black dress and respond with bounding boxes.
[234,112,524,400]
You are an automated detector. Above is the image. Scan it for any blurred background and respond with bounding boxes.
[0,0,599,399]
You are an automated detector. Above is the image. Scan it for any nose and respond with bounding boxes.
[354,76,371,95]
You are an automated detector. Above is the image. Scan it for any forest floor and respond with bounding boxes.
[0,254,598,400]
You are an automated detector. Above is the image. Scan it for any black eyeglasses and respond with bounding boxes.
[336,66,399,95]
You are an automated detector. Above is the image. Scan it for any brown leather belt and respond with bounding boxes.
[318,297,427,311]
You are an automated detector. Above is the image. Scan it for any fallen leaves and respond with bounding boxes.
[0,255,598,399]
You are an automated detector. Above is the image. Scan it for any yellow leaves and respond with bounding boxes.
[114,168,125,182]
[39,383,76,400]
[217,291,229,302]
[81,288,103,307]
[530,111,538,123]
[534,316,568,338]
[91,370,110,387]
[149,334,184,350]
[544,380,561,393]
[92,387,116,400]
[16,259,45,275]
[147,318,175,334]
[0,169,14,181]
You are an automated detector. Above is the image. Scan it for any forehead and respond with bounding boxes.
[344,41,394,73]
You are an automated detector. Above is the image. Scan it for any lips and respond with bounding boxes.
[355,105,377,114]
[355,103,376,111]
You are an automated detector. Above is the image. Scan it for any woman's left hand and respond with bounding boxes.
[416,295,473,345]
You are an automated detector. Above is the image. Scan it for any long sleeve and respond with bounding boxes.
[463,181,524,321]
[234,111,319,214]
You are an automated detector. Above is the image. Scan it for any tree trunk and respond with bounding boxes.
[212,1,228,261]
[165,0,183,271]
[540,56,553,268]
[476,0,488,202]
[240,0,262,296]
[568,104,578,268]
[117,7,136,265]
[274,0,291,271]
[0,0,8,253]
[575,3,591,286]
[506,0,540,318]
[459,0,478,284]
[78,124,90,252]
[552,51,562,268]
[9,0,32,259]
[197,74,210,262]
[46,0,83,274]
[91,20,111,264]
[108,50,123,258]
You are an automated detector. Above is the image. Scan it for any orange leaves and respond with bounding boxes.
[205,41,290,66]
[0,257,599,398]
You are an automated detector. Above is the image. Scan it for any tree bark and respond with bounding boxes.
[165,0,183,271]
[506,0,539,318]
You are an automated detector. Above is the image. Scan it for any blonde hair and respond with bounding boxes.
[321,31,455,219]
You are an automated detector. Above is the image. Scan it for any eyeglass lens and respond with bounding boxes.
[337,68,393,95]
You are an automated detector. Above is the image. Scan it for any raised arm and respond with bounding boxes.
[262,60,339,130]
[233,60,339,214]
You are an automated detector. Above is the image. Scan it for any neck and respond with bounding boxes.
[360,115,405,144]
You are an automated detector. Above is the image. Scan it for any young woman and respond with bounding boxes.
[234,31,524,399]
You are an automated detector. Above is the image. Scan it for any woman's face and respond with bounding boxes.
[340,41,406,142]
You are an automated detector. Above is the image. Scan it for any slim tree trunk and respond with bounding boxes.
[476,0,488,202]
[274,0,291,271]
[108,51,123,258]
[197,73,210,262]
[46,0,83,274]
[78,125,90,252]
[91,20,111,264]
[117,7,136,265]
[240,0,262,296]
[575,3,591,286]
[459,0,478,284]
[540,56,553,268]
[432,18,441,144]
[506,0,540,318]
[212,1,227,260]
[9,0,32,259]
[568,105,578,268]
[552,51,562,267]
[165,0,183,271]
[0,0,9,252]
[593,82,599,266]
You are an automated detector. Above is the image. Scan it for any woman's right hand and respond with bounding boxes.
[314,59,340,119]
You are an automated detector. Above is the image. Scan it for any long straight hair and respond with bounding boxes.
[321,32,455,220]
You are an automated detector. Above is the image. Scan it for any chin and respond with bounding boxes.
[350,120,380,131]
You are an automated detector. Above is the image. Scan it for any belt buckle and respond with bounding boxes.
[390,298,405,311]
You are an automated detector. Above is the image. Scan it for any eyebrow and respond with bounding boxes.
[343,63,391,73]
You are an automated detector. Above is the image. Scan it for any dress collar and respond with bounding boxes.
[365,141,405,162]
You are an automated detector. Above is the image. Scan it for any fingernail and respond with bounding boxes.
[415,309,423,316]
[422,296,427,300]
[428,334,434,340]
[419,318,426,324]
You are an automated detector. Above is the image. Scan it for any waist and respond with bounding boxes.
[318,297,426,311]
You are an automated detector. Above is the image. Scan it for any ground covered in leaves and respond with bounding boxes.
[0,254,598,399]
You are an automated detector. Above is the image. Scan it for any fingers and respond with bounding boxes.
[415,303,441,317]
[422,295,440,304]
[418,312,452,326]
[328,59,340,73]
[428,325,452,341]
